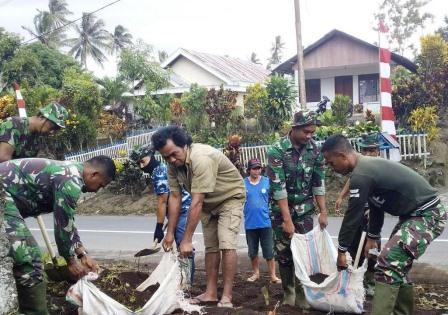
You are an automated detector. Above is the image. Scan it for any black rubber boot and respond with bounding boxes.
[371,281,400,315]
[16,281,49,315]
[278,264,295,306]
[393,284,414,315]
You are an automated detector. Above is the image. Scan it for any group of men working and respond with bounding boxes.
[0,103,445,315]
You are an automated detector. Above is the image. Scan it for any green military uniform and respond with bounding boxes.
[338,155,446,315]
[0,103,68,159]
[266,111,325,308]
[347,132,381,296]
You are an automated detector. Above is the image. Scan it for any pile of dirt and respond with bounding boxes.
[47,264,448,315]
[309,273,328,284]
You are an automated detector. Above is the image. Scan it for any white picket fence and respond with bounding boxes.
[66,133,429,168]
[65,131,156,162]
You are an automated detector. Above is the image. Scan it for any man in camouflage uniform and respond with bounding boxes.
[130,145,195,282]
[334,133,381,296]
[1,156,116,314]
[0,102,69,161]
[266,111,328,309]
[322,135,446,315]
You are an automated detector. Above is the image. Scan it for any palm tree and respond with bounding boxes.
[98,76,129,106]
[267,35,285,70]
[66,13,111,68]
[250,52,261,65]
[22,10,63,48]
[22,0,72,48]
[48,0,72,27]
[109,25,133,55]
[158,50,168,63]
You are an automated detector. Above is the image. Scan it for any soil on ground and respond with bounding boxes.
[47,263,448,315]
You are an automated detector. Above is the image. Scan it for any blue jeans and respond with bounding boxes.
[174,209,195,283]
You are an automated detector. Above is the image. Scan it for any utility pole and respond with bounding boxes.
[294,0,307,109]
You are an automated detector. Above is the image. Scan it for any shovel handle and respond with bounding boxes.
[354,231,367,269]
[37,215,57,260]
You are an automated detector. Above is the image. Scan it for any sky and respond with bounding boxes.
[0,0,446,78]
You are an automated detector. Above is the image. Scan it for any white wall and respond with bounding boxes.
[170,57,225,86]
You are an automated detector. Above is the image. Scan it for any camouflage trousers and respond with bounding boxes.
[271,211,313,266]
[2,193,43,288]
[376,203,446,285]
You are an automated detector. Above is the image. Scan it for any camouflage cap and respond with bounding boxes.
[358,133,380,149]
[39,102,69,128]
[129,144,155,163]
[291,111,321,128]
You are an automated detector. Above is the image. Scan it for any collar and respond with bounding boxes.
[284,133,313,152]
[184,144,193,167]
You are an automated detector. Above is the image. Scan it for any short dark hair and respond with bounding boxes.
[321,134,354,154]
[85,155,116,180]
[152,125,193,151]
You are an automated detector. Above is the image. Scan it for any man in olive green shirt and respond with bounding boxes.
[152,126,245,309]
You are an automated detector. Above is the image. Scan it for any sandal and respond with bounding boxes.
[270,277,282,284]
[188,296,218,306]
[246,274,260,282]
[217,301,234,308]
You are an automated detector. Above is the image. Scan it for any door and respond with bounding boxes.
[335,76,353,101]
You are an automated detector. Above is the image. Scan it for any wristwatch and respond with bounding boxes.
[77,250,88,259]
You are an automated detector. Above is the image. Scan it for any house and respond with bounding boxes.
[273,29,417,113]
[135,48,270,108]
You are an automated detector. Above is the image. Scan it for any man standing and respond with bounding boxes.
[243,158,280,284]
[153,126,245,308]
[266,111,328,309]
[322,135,446,315]
[0,102,69,161]
[334,133,381,296]
[1,156,116,314]
[130,145,195,281]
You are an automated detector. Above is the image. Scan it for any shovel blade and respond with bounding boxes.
[134,247,161,257]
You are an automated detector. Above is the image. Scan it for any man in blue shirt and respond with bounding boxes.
[244,158,280,284]
[130,145,194,281]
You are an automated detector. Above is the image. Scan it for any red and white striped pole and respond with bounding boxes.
[12,82,28,118]
[378,20,396,137]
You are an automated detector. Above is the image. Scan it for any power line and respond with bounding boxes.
[21,0,122,45]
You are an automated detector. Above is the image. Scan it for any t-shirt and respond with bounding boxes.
[167,143,246,212]
[338,155,438,252]
[243,176,271,229]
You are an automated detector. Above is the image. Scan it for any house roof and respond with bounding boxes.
[162,48,270,85]
[273,29,417,74]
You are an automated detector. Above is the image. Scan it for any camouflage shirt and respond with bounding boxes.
[0,158,84,259]
[152,163,191,214]
[0,117,40,159]
[266,135,325,216]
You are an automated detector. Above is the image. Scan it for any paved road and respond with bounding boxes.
[25,212,448,269]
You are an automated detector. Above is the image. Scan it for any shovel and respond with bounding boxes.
[38,216,74,282]
[134,223,168,257]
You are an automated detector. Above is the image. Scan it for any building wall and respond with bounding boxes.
[170,56,225,86]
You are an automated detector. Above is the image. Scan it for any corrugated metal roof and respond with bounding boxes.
[166,48,270,85]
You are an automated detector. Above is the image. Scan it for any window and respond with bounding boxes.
[305,79,321,102]
[358,74,379,103]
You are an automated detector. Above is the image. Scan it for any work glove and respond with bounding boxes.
[154,222,164,243]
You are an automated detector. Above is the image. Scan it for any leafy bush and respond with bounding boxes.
[408,106,440,141]
[332,94,351,126]
[0,94,17,119]
[108,160,147,196]
[264,75,296,131]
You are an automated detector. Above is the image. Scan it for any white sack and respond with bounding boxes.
[291,226,366,314]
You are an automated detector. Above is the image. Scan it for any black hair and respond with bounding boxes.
[85,155,116,180]
[321,134,354,154]
[152,125,193,151]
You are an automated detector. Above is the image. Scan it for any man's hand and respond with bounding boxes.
[179,239,193,258]
[364,238,379,258]
[162,232,175,252]
[282,219,295,238]
[336,252,348,271]
[334,197,343,215]
[318,212,328,229]
[154,223,164,243]
[67,258,88,280]
[80,255,99,273]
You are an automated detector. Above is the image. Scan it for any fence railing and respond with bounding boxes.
[65,131,156,162]
[66,133,429,168]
